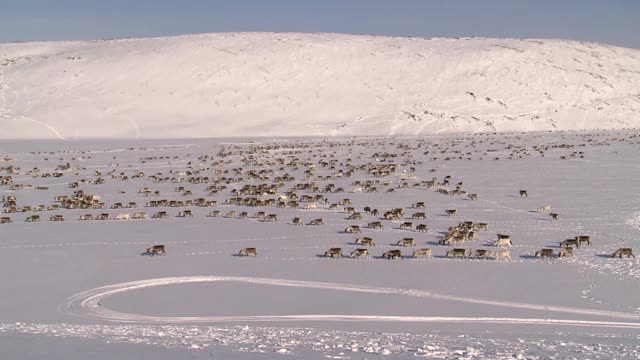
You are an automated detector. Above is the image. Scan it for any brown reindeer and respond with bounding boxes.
[396,238,416,247]
[612,248,635,258]
[25,215,40,222]
[446,248,466,258]
[559,248,573,257]
[368,221,384,229]
[344,225,362,234]
[350,248,370,259]
[576,235,591,246]
[400,222,413,230]
[324,248,343,258]
[264,214,278,222]
[146,245,166,256]
[412,212,426,220]
[535,248,554,258]
[355,237,376,246]
[412,248,432,259]
[559,239,579,248]
[470,249,489,259]
[475,223,488,231]
[382,250,403,259]
[238,247,257,257]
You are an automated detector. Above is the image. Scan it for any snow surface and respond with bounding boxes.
[1,33,640,139]
[0,130,639,358]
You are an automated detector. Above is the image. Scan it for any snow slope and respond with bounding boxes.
[1,32,640,139]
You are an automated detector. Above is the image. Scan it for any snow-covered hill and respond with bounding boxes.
[1,32,639,139]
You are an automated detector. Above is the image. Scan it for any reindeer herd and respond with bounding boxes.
[1,131,638,265]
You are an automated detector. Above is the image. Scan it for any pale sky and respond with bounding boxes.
[1,0,639,48]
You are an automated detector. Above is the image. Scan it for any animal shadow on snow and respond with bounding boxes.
[315,254,352,259]
[140,251,157,257]
[519,255,540,260]
[373,255,405,260]
[595,253,614,258]
[433,255,464,260]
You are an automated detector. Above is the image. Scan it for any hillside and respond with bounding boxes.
[1,32,639,139]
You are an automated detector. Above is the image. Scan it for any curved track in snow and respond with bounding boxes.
[62,276,640,328]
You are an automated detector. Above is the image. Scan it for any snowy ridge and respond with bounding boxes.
[1,32,640,138]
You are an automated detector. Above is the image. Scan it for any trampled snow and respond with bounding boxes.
[1,33,640,139]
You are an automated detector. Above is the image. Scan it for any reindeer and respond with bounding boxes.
[132,212,148,219]
[350,248,370,259]
[446,248,466,258]
[416,224,428,232]
[549,212,559,221]
[413,202,426,209]
[400,222,413,230]
[146,245,166,256]
[412,212,426,220]
[79,214,93,220]
[355,237,375,246]
[493,235,512,247]
[412,248,432,259]
[559,239,579,248]
[348,212,362,220]
[576,235,591,246]
[382,250,403,259]
[491,249,511,261]
[238,247,257,257]
[25,215,40,222]
[367,221,383,230]
[115,213,130,220]
[559,248,573,257]
[445,209,457,216]
[308,218,324,226]
[612,248,635,258]
[470,249,489,259]
[292,217,302,225]
[535,249,554,258]
[475,223,488,231]
[49,214,64,222]
[468,193,478,200]
[344,225,362,234]
[396,238,416,247]
[324,248,343,258]
[538,205,551,213]
[303,202,317,210]
[152,211,168,219]
[520,190,528,197]
[264,214,278,222]
[0,216,13,224]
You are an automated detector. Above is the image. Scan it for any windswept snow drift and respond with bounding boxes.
[1,32,640,139]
